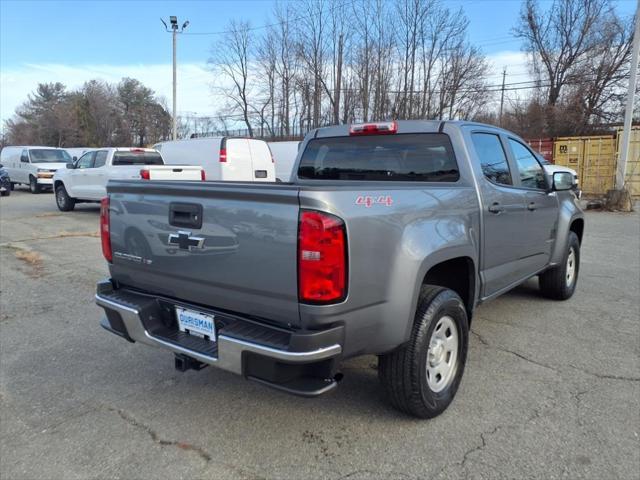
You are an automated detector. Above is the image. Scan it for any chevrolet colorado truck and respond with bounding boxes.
[96,121,584,418]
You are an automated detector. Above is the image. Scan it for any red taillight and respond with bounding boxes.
[219,148,227,163]
[200,169,206,181]
[140,169,150,180]
[349,120,397,136]
[100,197,112,262]
[298,210,347,304]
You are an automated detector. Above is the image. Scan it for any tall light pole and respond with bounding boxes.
[499,67,507,127]
[161,16,189,140]
[616,0,639,191]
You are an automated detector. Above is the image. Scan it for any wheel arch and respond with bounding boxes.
[569,218,584,244]
[421,256,476,321]
[401,249,479,344]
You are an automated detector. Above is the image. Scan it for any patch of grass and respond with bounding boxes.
[56,231,100,238]
[2,244,45,278]
[14,248,43,266]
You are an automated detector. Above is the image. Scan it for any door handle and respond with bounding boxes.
[527,202,537,211]
[488,202,504,214]
[169,202,203,229]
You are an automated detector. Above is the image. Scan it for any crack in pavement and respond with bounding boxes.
[471,330,640,383]
[568,364,640,382]
[106,406,266,479]
[0,231,99,246]
[436,402,554,479]
[460,425,501,469]
[470,329,561,373]
[107,406,212,463]
[336,469,419,480]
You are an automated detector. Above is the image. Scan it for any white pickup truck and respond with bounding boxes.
[53,148,204,211]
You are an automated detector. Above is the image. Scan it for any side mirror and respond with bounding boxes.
[73,156,78,161]
[20,157,29,163]
[552,172,574,191]
[66,163,75,169]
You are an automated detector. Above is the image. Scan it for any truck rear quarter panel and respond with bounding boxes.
[298,185,480,357]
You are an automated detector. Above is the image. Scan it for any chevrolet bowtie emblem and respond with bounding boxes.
[168,231,205,250]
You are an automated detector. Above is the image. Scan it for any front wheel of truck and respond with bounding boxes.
[538,231,580,300]
[55,184,76,211]
[379,285,469,419]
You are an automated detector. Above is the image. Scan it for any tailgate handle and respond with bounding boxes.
[169,203,203,229]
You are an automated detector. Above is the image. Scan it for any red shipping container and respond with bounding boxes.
[526,138,554,163]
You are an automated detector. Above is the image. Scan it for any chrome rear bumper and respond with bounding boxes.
[95,280,343,395]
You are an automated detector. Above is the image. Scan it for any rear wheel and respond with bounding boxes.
[55,184,76,211]
[1,187,9,197]
[539,231,580,300]
[379,285,469,418]
[29,176,41,194]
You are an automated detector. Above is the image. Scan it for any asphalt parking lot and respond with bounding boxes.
[1,188,638,480]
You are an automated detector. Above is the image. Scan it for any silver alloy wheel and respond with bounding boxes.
[426,315,459,393]
[566,247,576,287]
[56,188,65,208]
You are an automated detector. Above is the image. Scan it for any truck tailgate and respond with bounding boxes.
[107,180,301,327]
[144,165,203,181]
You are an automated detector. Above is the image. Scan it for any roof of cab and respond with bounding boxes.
[309,119,521,140]
[1,146,69,150]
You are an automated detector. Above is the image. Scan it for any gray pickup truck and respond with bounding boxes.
[96,120,584,418]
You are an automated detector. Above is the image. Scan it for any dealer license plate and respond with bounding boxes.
[176,307,216,340]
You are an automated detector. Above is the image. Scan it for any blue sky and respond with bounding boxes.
[0,0,636,125]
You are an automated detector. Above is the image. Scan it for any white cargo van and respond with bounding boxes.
[0,146,72,193]
[268,141,300,181]
[153,137,275,182]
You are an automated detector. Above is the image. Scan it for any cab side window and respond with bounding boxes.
[94,151,108,168]
[77,152,95,169]
[471,133,512,186]
[508,139,547,190]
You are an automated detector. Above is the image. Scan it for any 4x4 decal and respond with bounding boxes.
[355,195,394,207]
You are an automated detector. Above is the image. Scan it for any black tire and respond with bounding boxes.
[539,231,580,300]
[55,184,76,211]
[1,188,9,197]
[379,285,469,419]
[29,176,41,194]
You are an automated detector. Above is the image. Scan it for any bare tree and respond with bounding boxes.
[515,0,632,135]
[569,11,633,127]
[210,20,255,137]
[297,0,328,128]
[5,79,170,147]
[515,0,608,106]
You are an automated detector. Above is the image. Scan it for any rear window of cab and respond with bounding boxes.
[297,133,459,182]
[112,151,163,166]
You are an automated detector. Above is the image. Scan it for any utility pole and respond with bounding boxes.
[499,67,507,127]
[616,0,640,190]
[161,16,189,140]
